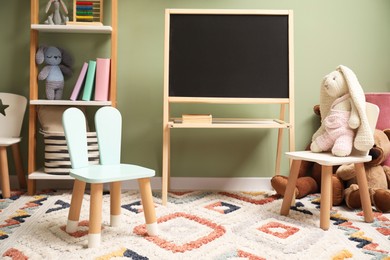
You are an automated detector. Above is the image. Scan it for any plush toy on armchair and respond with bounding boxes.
[36,46,73,100]
[310,65,374,157]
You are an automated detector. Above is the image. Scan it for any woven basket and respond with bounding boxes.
[40,130,99,175]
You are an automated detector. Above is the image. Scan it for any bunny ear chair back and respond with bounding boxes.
[62,107,158,248]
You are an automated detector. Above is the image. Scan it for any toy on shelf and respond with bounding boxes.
[36,46,73,100]
[67,0,103,26]
[44,0,69,25]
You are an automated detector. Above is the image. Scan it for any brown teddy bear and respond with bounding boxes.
[336,129,390,212]
[271,105,345,205]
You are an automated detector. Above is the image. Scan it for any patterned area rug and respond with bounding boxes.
[0,190,389,260]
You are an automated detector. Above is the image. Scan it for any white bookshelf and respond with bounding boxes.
[31,24,112,34]
[30,100,112,106]
[29,169,74,180]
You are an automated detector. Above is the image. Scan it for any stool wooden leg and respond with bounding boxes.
[66,179,86,233]
[280,160,301,216]
[89,183,103,248]
[0,147,11,198]
[138,178,158,236]
[354,163,374,223]
[11,143,26,189]
[320,165,332,230]
[110,181,121,227]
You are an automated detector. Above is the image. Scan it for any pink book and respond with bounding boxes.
[94,58,111,101]
[70,62,88,101]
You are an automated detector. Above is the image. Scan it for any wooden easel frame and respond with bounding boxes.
[162,9,295,205]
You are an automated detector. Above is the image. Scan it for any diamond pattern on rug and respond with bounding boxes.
[220,191,278,205]
[96,247,148,260]
[133,212,226,253]
[0,195,48,241]
[2,247,28,260]
[204,201,240,214]
[122,200,143,214]
[153,191,212,204]
[233,216,325,254]
[0,191,23,212]
[59,220,101,238]
[257,221,299,239]
[213,249,266,260]
[46,200,70,213]
[1,191,389,259]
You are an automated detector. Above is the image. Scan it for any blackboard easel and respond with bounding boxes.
[162,9,295,205]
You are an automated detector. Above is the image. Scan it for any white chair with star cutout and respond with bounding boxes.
[0,92,27,198]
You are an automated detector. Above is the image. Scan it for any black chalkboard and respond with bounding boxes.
[168,13,290,98]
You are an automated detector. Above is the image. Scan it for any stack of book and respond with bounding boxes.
[70,58,111,101]
[182,114,212,124]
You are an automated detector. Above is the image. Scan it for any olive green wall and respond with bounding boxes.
[1,0,389,179]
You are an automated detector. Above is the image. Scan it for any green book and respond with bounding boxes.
[81,60,97,101]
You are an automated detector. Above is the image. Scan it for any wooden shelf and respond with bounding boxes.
[168,118,291,129]
[31,24,112,34]
[27,0,118,195]
[29,169,74,180]
[30,100,112,106]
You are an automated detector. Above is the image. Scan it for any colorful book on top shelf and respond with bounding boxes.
[70,61,88,101]
[81,60,97,101]
[94,58,111,101]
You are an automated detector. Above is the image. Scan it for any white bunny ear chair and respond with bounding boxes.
[338,65,374,154]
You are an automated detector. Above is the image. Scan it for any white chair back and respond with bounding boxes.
[0,93,27,137]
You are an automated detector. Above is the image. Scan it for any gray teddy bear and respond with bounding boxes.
[36,46,73,100]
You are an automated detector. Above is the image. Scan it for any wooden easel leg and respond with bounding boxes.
[66,179,86,233]
[280,159,301,216]
[320,165,332,230]
[162,126,170,206]
[138,178,158,236]
[88,183,103,248]
[0,147,11,198]
[110,181,121,227]
[354,163,374,223]
[275,104,285,176]
[11,143,27,189]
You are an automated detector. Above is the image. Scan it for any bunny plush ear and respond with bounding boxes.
[338,65,374,153]
[58,47,73,67]
[35,46,47,65]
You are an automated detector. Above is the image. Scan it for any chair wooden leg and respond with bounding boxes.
[110,181,121,227]
[280,160,301,216]
[320,165,332,230]
[66,179,86,233]
[89,183,103,248]
[11,143,26,189]
[354,163,374,223]
[138,178,158,236]
[0,147,11,198]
